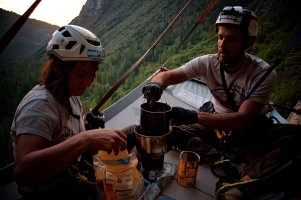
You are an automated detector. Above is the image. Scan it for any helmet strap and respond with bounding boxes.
[244,37,255,52]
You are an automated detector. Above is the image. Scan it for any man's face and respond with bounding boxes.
[217,25,245,67]
[68,61,98,96]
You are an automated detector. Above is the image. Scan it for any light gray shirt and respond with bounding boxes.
[180,53,277,114]
[10,85,85,158]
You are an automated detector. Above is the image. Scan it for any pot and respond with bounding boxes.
[134,125,170,156]
[140,102,171,136]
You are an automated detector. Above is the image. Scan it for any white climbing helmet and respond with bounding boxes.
[47,25,104,63]
[216,6,258,37]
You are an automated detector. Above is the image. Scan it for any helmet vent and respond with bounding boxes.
[86,39,100,46]
[62,30,72,37]
[52,45,59,49]
[58,26,66,32]
[65,41,77,50]
[80,44,86,54]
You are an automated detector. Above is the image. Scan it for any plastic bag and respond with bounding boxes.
[93,153,150,200]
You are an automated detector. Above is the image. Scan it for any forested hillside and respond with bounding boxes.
[71,0,301,116]
[0,0,300,168]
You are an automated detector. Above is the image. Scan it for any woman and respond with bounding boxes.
[10,25,127,200]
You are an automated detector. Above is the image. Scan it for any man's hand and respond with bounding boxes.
[84,109,105,130]
[142,82,163,106]
[171,107,198,126]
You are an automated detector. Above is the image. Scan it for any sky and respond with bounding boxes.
[0,0,87,26]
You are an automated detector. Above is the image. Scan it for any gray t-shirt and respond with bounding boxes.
[11,85,85,157]
[180,53,277,114]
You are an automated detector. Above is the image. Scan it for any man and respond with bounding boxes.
[141,6,301,198]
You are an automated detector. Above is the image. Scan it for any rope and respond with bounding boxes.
[93,0,196,111]
[244,31,301,100]
[0,0,42,55]
[162,0,218,67]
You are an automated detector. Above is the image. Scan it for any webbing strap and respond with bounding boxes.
[215,179,259,197]
[214,153,301,190]
[162,0,218,67]
[93,0,195,111]
[261,153,301,182]
[220,64,238,112]
[244,31,301,100]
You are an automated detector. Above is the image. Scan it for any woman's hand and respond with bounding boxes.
[84,128,127,156]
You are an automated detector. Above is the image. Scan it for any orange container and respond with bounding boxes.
[177,151,200,187]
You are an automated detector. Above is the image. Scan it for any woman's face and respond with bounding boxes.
[67,61,98,96]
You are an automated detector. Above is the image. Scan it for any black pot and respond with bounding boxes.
[140,102,171,136]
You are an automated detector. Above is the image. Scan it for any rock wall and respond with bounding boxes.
[287,101,301,125]
[71,0,104,25]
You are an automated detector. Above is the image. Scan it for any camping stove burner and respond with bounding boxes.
[134,124,171,182]
[140,156,165,183]
[136,102,172,182]
[134,125,170,155]
[141,154,165,171]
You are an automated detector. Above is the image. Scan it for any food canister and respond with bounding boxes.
[177,151,200,187]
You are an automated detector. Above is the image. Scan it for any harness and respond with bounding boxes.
[216,31,301,159]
